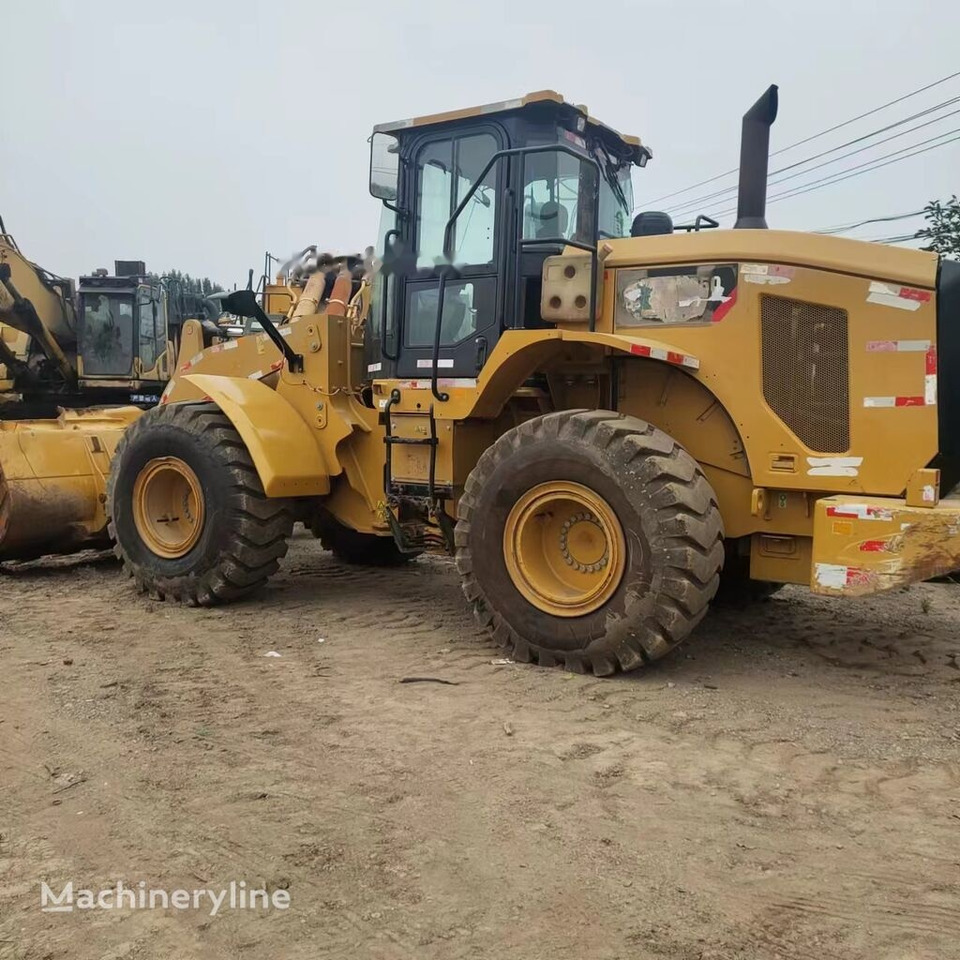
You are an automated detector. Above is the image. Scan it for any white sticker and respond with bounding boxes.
[367,362,382,373]
[395,378,477,390]
[863,397,897,408]
[743,274,790,285]
[922,484,936,502]
[417,358,454,369]
[807,456,863,477]
[223,340,239,351]
[925,374,937,406]
[866,281,922,312]
[815,563,849,589]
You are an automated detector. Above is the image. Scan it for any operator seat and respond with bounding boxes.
[536,201,569,239]
[631,211,674,237]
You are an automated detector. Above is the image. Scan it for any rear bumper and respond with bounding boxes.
[811,495,960,596]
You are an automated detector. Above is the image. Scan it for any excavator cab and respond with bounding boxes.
[366,91,650,385]
[78,264,169,393]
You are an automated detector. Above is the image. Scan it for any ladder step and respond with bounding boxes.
[384,436,437,446]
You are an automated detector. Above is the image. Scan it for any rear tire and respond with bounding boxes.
[455,410,724,675]
[107,402,294,605]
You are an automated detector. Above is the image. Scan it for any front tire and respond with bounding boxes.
[455,410,724,675]
[107,402,294,605]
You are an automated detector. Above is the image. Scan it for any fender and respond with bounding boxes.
[558,329,700,370]
[182,373,329,497]
[468,329,700,417]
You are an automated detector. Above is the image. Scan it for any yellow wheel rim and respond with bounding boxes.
[503,481,627,618]
[132,457,205,559]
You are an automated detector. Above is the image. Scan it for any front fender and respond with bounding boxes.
[181,374,329,497]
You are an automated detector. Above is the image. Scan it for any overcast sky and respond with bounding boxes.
[3,0,958,287]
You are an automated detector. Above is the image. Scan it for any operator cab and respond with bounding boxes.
[367,91,651,382]
[78,261,168,387]
[78,261,218,397]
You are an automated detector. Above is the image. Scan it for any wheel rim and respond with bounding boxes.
[503,481,627,618]
[132,457,205,558]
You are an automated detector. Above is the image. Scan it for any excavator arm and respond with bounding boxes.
[0,224,78,387]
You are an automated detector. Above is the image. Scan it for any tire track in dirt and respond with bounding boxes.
[3,540,960,959]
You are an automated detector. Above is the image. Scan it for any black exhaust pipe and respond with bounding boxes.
[735,85,778,229]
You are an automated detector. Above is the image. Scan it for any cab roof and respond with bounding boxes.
[374,90,650,163]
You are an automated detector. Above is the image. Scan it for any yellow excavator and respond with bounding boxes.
[0,221,219,560]
[102,87,960,673]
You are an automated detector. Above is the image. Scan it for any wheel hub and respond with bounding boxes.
[503,481,626,617]
[132,456,205,559]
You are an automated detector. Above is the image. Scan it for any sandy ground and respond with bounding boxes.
[1,531,959,960]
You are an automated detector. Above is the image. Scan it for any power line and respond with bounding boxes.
[644,68,960,207]
[711,131,960,219]
[666,96,960,217]
[764,129,960,205]
[813,210,925,235]
[876,233,925,244]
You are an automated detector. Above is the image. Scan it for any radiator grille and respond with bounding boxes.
[760,294,850,453]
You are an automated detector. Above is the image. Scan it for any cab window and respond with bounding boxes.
[81,293,134,376]
[137,287,165,372]
[415,133,497,269]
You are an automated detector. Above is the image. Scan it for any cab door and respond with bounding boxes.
[395,128,504,379]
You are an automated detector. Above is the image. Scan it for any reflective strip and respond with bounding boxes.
[866,281,931,311]
[865,339,930,352]
[629,343,700,370]
[863,396,925,407]
[815,562,869,589]
[825,504,892,521]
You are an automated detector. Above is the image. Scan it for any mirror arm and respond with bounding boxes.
[253,302,304,374]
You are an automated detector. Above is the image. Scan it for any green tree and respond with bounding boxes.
[915,196,960,259]
[148,270,224,295]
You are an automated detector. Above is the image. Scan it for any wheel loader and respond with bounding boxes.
[0,225,219,560]
[106,87,960,673]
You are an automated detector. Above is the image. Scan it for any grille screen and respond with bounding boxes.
[760,294,850,453]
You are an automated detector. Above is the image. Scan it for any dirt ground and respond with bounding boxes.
[1,532,959,960]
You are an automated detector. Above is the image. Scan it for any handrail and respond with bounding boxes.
[427,142,602,402]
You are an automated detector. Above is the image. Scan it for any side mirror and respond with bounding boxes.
[221,288,260,319]
[369,132,400,202]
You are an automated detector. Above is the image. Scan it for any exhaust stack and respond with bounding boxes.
[734,85,778,229]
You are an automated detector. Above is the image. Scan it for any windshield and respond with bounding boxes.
[522,151,598,244]
[81,292,134,376]
[599,162,634,239]
[521,150,634,243]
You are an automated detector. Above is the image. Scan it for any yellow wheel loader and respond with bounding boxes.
[108,88,960,673]
[0,225,217,560]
